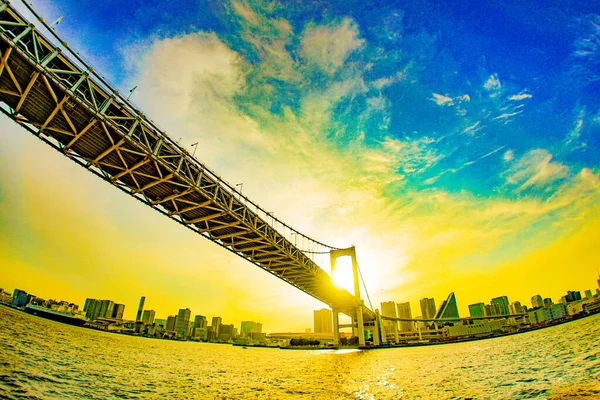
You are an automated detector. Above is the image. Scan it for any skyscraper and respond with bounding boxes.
[485,303,501,316]
[211,316,222,338]
[166,315,177,331]
[313,309,333,333]
[142,310,155,325]
[112,303,125,319]
[420,298,436,320]
[396,302,413,332]
[508,301,525,315]
[491,296,509,315]
[136,296,145,322]
[175,308,191,338]
[531,295,543,309]
[240,321,262,337]
[435,293,459,319]
[194,315,207,328]
[468,302,485,317]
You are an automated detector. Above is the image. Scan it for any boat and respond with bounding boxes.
[24,304,87,326]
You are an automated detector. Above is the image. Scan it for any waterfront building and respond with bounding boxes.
[561,291,582,304]
[98,300,114,319]
[166,315,177,332]
[508,301,524,315]
[420,298,436,320]
[193,327,207,340]
[585,290,593,299]
[136,296,145,322]
[531,295,544,309]
[485,303,501,316]
[380,301,398,335]
[112,303,125,319]
[435,293,459,319]
[313,309,333,333]
[491,296,509,315]
[12,289,34,307]
[84,298,116,320]
[175,308,191,338]
[154,318,167,329]
[240,321,262,337]
[396,302,413,332]
[528,307,551,324]
[142,310,155,325]
[194,315,207,329]
[211,316,222,338]
[219,324,235,341]
[543,298,554,308]
[468,302,485,318]
[549,303,567,320]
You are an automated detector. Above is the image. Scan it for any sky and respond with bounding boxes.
[1,0,599,332]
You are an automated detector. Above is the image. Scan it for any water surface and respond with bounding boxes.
[1,306,599,399]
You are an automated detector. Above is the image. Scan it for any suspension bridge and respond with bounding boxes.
[0,0,383,346]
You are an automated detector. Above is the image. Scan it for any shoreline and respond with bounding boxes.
[3,302,598,350]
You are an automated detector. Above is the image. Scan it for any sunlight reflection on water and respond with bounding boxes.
[1,306,599,399]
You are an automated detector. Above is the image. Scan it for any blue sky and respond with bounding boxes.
[1,0,599,328]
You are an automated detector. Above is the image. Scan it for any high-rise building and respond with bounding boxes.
[194,315,207,328]
[240,321,262,337]
[468,303,485,318]
[112,303,125,319]
[142,310,155,325]
[585,290,593,299]
[12,289,33,307]
[211,316,222,337]
[420,298,436,320]
[98,300,114,319]
[313,309,333,333]
[508,301,524,315]
[396,302,413,332]
[175,308,191,338]
[435,293,459,319]
[485,303,501,316]
[219,324,235,341]
[380,301,398,336]
[136,296,145,322]
[166,315,177,331]
[531,295,543,309]
[543,298,553,308]
[491,296,509,315]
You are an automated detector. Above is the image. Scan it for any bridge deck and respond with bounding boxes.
[0,1,372,319]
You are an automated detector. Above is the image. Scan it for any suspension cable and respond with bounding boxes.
[356,261,374,311]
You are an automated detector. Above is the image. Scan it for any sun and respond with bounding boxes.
[332,256,356,295]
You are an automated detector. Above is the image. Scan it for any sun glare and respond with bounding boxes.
[332,256,355,294]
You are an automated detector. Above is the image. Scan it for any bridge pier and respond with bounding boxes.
[374,309,381,346]
[332,307,340,345]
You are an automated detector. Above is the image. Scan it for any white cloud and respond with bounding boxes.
[484,73,502,91]
[492,110,523,121]
[300,18,364,75]
[430,93,454,106]
[462,121,482,135]
[505,149,570,192]
[565,109,586,151]
[509,93,533,101]
[503,150,514,162]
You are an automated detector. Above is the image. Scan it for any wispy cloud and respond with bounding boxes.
[430,92,454,106]
[503,150,514,162]
[505,149,570,192]
[509,93,533,101]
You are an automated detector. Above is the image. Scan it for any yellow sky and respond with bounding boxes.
[1,22,600,332]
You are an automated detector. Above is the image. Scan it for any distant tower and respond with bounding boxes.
[420,298,436,320]
[136,296,145,321]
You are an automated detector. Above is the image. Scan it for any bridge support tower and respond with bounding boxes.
[330,246,366,347]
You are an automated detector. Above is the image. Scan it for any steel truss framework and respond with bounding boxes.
[0,1,374,320]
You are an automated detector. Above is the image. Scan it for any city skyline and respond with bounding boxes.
[1,0,600,333]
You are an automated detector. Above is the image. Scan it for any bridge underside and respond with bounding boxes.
[0,1,374,321]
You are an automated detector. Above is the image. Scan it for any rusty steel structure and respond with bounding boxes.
[0,1,375,322]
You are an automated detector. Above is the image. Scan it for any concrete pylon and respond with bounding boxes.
[332,308,340,345]
[330,246,365,347]
[374,309,381,346]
